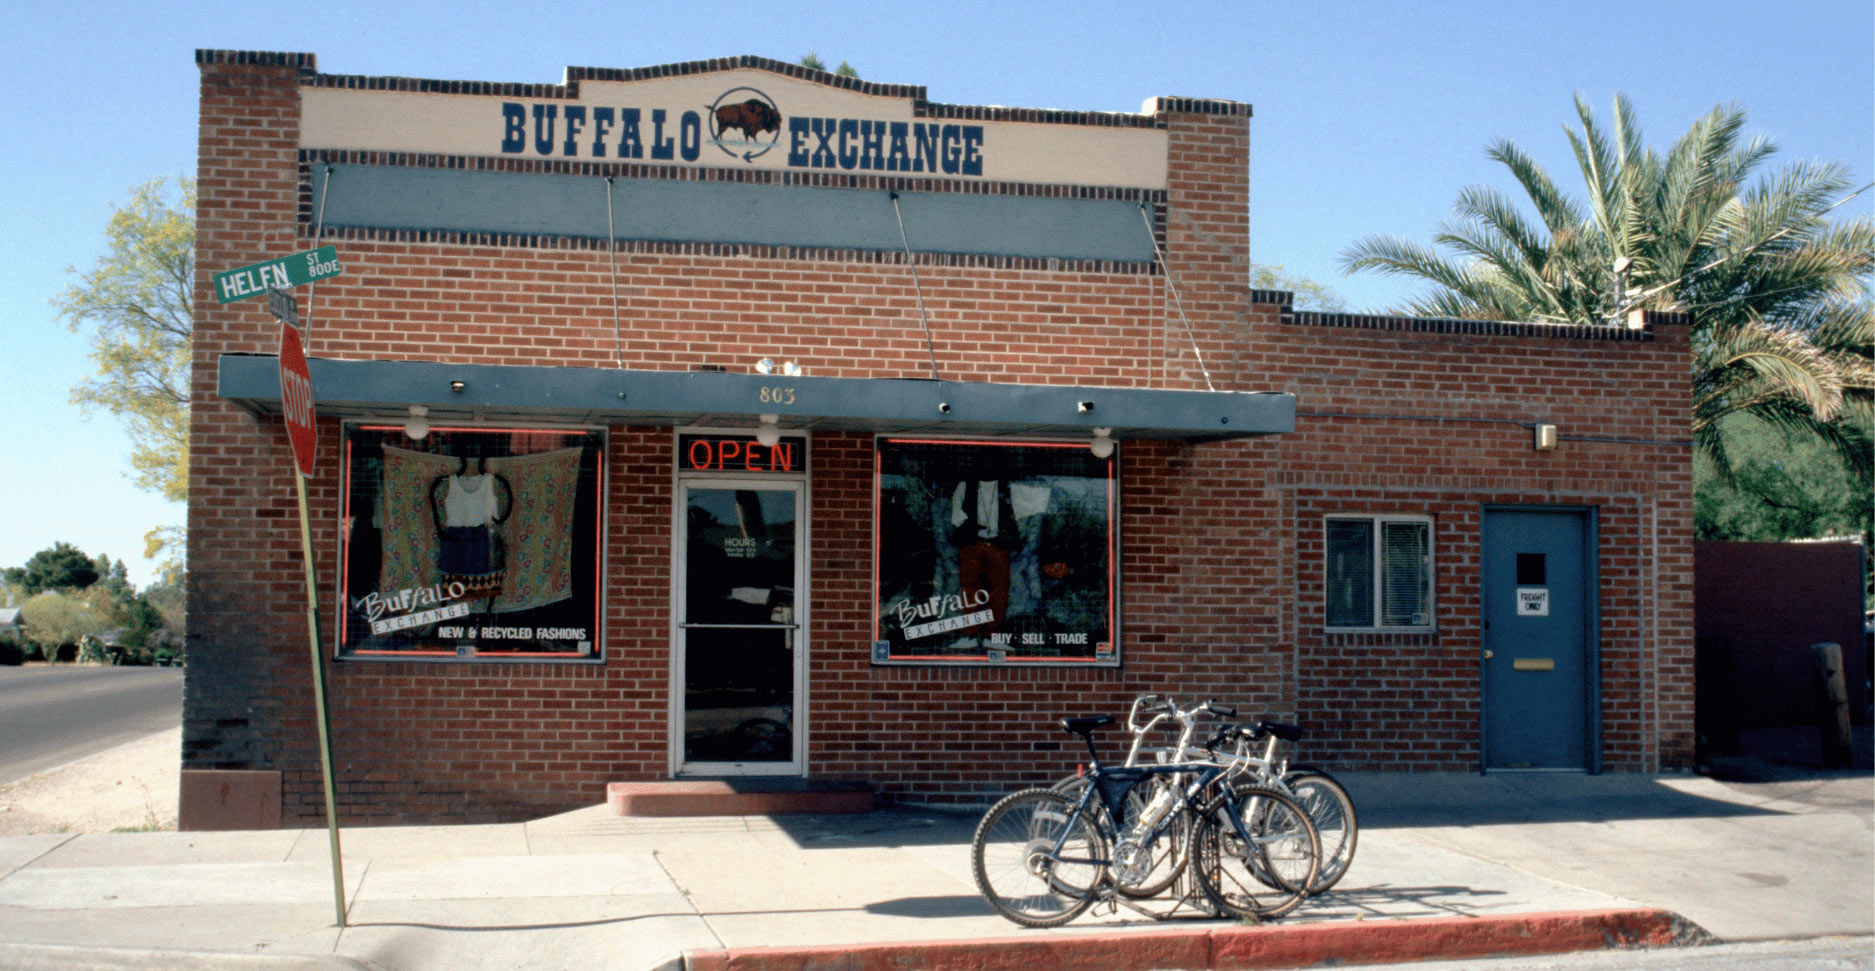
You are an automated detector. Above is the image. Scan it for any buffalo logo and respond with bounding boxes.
[707,87,782,162]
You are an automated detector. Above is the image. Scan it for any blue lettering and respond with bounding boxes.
[961,126,984,177]
[810,118,836,168]
[650,109,674,160]
[618,108,643,159]
[837,118,860,169]
[679,111,701,162]
[940,124,961,175]
[787,117,811,166]
[858,120,885,171]
[886,122,910,172]
[913,123,939,173]
[532,105,558,156]
[500,103,526,154]
[562,106,586,157]
[591,107,614,157]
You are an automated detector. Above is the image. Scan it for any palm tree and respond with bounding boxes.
[1340,95,1874,484]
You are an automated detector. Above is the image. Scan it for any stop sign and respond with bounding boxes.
[278,321,317,476]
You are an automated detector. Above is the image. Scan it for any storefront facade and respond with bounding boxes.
[184,51,1693,827]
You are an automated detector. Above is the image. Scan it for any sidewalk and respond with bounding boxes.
[0,770,1868,970]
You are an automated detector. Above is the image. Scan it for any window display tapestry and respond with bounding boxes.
[339,424,605,659]
[874,438,1117,665]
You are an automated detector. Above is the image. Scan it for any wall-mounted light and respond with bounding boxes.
[754,358,775,375]
[404,405,431,441]
[1091,427,1114,459]
[756,414,780,447]
[449,380,466,393]
[1534,424,1558,451]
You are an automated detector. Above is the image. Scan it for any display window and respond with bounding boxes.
[873,437,1117,665]
[338,423,606,660]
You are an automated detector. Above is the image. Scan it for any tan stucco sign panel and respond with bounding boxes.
[301,70,1168,190]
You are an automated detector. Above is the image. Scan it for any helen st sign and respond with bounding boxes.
[278,321,316,476]
[215,246,342,303]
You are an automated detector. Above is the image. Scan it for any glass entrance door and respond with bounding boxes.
[677,481,803,774]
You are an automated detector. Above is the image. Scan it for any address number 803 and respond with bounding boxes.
[759,386,796,405]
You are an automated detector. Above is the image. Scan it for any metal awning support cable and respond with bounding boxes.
[303,164,334,339]
[605,177,624,369]
[889,191,942,381]
[1139,202,1216,392]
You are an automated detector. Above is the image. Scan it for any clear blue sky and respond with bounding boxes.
[2,0,1869,589]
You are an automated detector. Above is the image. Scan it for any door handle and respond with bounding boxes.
[1483,650,1494,659]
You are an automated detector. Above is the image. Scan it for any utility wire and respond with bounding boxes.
[605,177,624,369]
[1139,202,1216,392]
[890,191,942,380]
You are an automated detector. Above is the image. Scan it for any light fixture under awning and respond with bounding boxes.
[216,354,1294,443]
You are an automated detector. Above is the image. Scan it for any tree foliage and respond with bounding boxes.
[799,52,859,78]
[1340,96,1874,490]
[1252,263,1348,312]
[4,542,102,596]
[52,177,194,510]
[1695,414,1868,541]
[18,589,124,661]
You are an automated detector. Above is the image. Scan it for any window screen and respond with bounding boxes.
[1325,515,1432,629]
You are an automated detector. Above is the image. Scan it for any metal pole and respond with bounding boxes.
[294,471,347,927]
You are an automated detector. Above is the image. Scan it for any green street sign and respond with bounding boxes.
[214,246,342,304]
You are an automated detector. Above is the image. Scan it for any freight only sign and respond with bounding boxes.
[214,246,343,303]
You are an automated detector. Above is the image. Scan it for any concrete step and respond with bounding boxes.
[606,778,874,816]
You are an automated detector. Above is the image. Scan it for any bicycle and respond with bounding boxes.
[1052,696,1358,897]
[970,713,1320,927]
[1229,719,1359,894]
[1048,694,1227,899]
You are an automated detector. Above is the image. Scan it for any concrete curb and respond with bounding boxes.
[682,907,1712,971]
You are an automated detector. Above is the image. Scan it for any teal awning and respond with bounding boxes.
[217,354,1292,443]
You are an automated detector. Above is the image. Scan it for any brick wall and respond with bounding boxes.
[187,55,1695,825]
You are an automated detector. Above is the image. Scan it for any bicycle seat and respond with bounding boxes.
[1257,719,1305,742]
[1059,715,1115,736]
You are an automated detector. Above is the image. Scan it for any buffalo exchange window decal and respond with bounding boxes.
[338,424,606,661]
[873,438,1117,666]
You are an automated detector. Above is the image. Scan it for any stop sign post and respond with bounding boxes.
[278,313,317,476]
[271,292,347,928]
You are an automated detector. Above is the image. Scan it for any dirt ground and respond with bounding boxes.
[0,728,180,836]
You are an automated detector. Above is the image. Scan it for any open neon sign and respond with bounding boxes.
[679,434,802,474]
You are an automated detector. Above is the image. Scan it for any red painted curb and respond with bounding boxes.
[682,907,1708,971]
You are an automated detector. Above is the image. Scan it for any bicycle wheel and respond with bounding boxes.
[1284,771,1357,893]
[1186,784,1319,920]
[1051,774,1186,898]
[971,788,1105,927]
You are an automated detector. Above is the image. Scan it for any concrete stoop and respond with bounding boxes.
[607,778,874,816]
[680,907,1711,971]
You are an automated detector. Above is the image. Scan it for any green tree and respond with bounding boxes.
[1695,413,1868,541]
[18,588,124,663]
[140,579,186,662]
[1340,96,1875,489]
[52,177,194,572]
[4,542,102,596]
[799,52,859,78]
[1252,263,1347,312]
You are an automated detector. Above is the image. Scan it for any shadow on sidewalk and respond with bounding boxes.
[1338,771,1786,829]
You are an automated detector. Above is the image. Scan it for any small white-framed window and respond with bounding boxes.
[1324,515,1433,630]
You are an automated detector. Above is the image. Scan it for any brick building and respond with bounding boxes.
[183,50,1694,828]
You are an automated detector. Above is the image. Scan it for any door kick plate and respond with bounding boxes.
[1513,658,1556,671]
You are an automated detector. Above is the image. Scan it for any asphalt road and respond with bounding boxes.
[0,665,183,784]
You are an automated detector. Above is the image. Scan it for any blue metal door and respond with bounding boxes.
[1482,509,1592,769]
